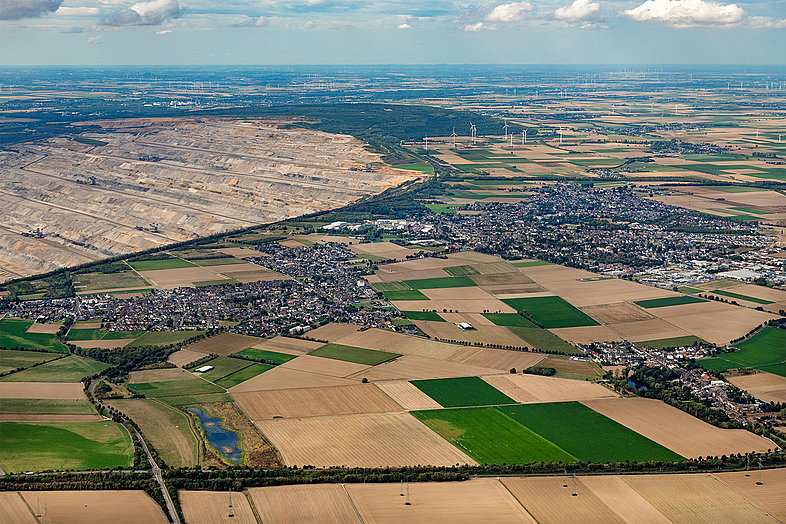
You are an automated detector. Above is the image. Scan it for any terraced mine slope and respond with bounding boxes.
[0,117,419,280]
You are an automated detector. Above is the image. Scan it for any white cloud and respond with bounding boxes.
[56,6,99,16]
[100,0,182,26]
[156,28,171,34]
[747,16,786,29]
[87,35,103,43]
[485,2,533,23]
[397,22,411,29]
[622,0,745,28]
[232,16,270,27]
[555,0,601,22]
[464,21,487,31]
[0,0,62,20]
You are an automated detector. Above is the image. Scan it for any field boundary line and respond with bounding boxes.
[242,490,263,524]
[16,491,42,524]
[708,473,782,523]
[496,478,540,523]
[340,483,365,524]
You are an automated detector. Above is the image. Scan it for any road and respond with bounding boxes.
[133,426,181,524]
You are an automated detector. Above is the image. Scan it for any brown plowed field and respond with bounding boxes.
[216,247,261,258]
[447,348,545,371]
[623,473,775,524]
[26,322,62,334]
[185,332,262,356]
[714,468,786,522]
[248,484,359,524]
[580,476,671,523]
[373,380,443,410]
[583,397,776,458]
[581,302,655,324]
[481,373,616,403]
[501,476,626,523]
[279,355,370,377]
[249,336,323,355]
[168,349,206,367]
[179,490,257,524]
[18,490,169,524]
[726,372,786,403]
[345,355,498,382]
[608,318,690,342]
[550,325,622,343]
[234,384,402,420]
[255,411,475,467]
[346,479,535,524]
[0,382,85,399]
[129,367,192,383]
[229,366,356,393]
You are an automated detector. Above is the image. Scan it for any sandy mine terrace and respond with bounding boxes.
[0,117,421,280]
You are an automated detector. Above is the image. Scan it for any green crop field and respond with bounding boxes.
[66,329,145,341]
[0,318,68,352]
[498,402,684,463]
[412,407,578,465]
[309,343,401,366]
[505,327,579,354]
[411,376,516,407]
[634,296,706,308]
[73,271,150,291]
[106,399,199,468]
[192,257,246,266]
[128,258,197,271]
[215,363,273,388]
[403,276,478,289]
[424,203,459,215]
[638,335,706,349]
[0,399,97,415]
[125,330,206,348]
[401,311,445,322]
[444,265,481,276]
[371,281,412,292]
[512,260,552,268]
[482,313,538,328]
[0,355,109,382]
[501,296,599,329]
[708,290,774,305]
[196,356,253,382]
[233,347,297,364]
[0,349,61,374]
[699,327,786,376]
[382,289,429,301]
[127,377,229,405]
[0,421,133,473]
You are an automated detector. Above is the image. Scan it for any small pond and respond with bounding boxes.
[186,407,242,463]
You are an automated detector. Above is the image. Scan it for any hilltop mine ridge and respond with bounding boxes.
[0,117,420,280]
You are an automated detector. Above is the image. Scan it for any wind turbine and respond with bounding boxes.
[451,127,458,148]
[503,120,510,139]
[522,129,527,145]
[423,135,429,155]
[469,122,477,145]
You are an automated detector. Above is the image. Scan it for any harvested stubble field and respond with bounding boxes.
[186,332,262,356]
[255,411,475,467]
[415,320,530,346]
[249,335,323,355]
[308,343,402,365]
[10,490,169,524]
[550,325,623,344]
[234,383,401,420]
[652,303,776,345]
[583,397,775,458]
[481,374,616,403]
[278,354,370,377]
[247,484,360,524]
[714,468,786,522]
[229,366,356,392]
[25,322,63,334]
[168,349,207,367]
[725,371,786,403]
[608,318,692,343]
[580,302,655,324]
[179,490,257,524]
[107,398,199,467]
[373,380,443,410]
[129,367,193,383]
[345,354,499,382]
[0,381,85,399]
[445,348,545,372]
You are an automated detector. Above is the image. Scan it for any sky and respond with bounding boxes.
[0,0,784,65]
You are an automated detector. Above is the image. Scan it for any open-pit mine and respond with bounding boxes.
[0,118,419,280]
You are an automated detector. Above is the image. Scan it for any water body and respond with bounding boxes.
[186,407,242,463]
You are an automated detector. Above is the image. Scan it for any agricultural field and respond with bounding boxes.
[179,490,257,524]
[233,347,298,364]
[481,373,616,403]
[0,398,97,415]
[411,376,516,408]
[501,296,599,328]
[482,312,538,327]
[73,270,151,293]
[2,491,169,524]
[412,407,578,464]
[128,258,196,271]
[215,363,273,389]
[0,354,108,382]
[0,420,133,472]
[127,377,230,406]
[0,381,85,399]
[308,343,402,366]
[125,330,206,348]
[0,318,67,352]
[401,310,446,322]
[186,332,263,356]
[698,327,786,376]
[634,296,707,309]
[0,349,61,374]
[725,371,786,404]
[107,399,199,467]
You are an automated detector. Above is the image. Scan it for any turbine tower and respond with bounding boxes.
[503,120,510,139]
[470,122,477,145]
[451,127,458,148]
[522,129,527,145]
